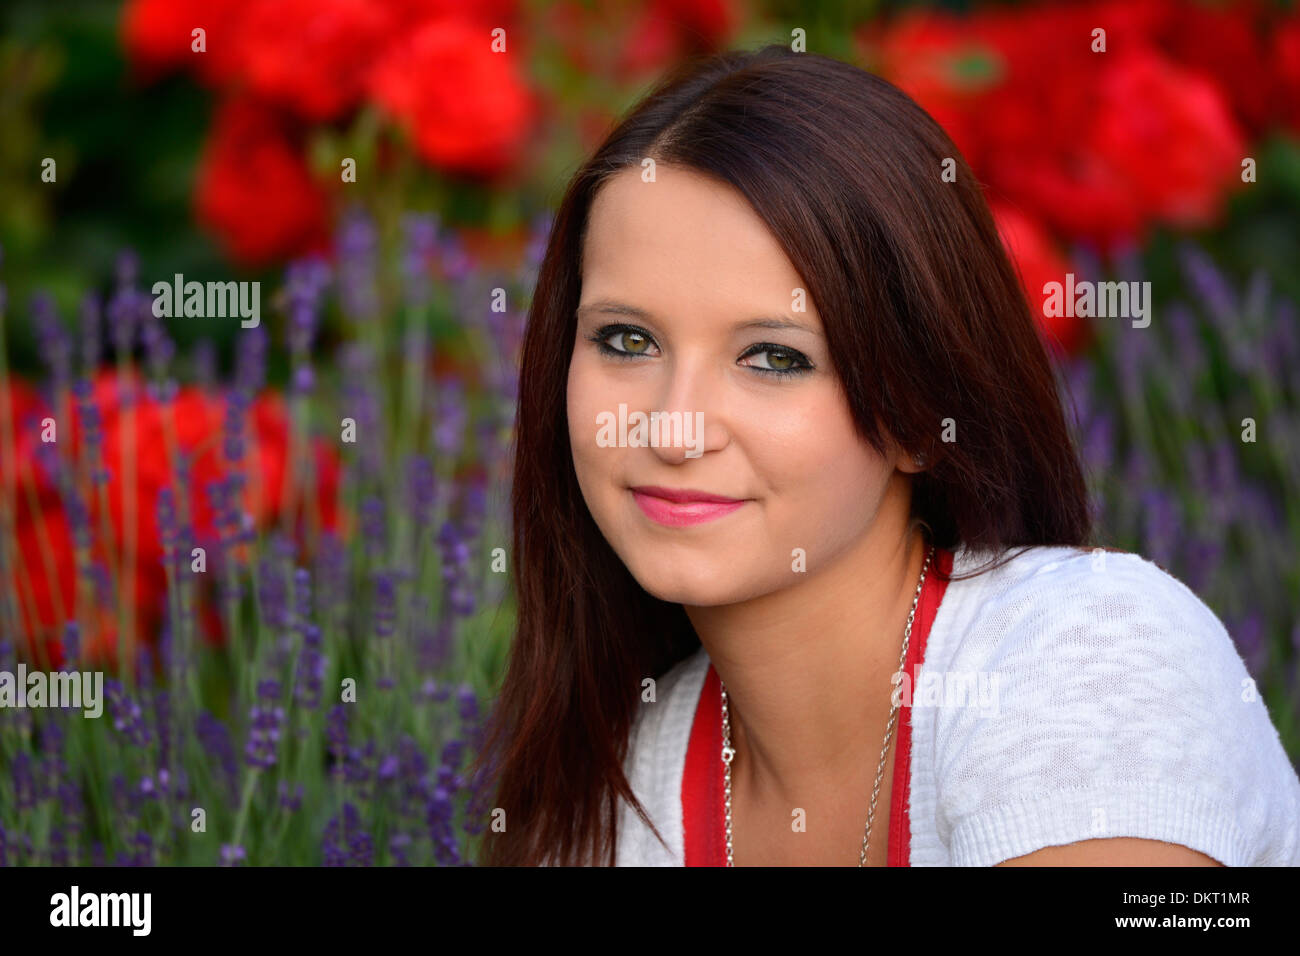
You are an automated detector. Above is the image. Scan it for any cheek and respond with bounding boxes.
[567,353,618,489]
[745,385,888,518]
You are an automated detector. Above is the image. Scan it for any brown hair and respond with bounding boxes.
[471,44,1092,866]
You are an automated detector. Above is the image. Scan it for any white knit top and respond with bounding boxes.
[614,543,1300,865]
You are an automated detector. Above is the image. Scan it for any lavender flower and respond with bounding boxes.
[61,622,80,671]
[374,572,396,640]
[279,781,304,812]
[434,378,467,459]
[105,679,151,747]
[220,844,247,866]
[401,213,440,308]
[72,377,108,485]
[196,710,238,797]
[31,292,72,391]
[322,802,372,866]
[337,207,380,320]
[244,681,285,769]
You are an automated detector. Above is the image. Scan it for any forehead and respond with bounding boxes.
[581,165,809,315]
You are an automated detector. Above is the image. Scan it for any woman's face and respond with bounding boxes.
[567,164,911,607]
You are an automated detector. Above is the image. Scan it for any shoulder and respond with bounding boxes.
[629,645,711,752]
[615,645,710,866]
[928,544,1300,866]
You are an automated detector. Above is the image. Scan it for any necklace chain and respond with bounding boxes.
[720,543,935,867]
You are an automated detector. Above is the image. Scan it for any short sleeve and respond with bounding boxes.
[933,549,1300,866]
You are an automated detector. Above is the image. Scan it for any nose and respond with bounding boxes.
[646,355,730,465]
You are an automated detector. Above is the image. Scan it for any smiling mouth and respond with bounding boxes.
[629,487,749,527]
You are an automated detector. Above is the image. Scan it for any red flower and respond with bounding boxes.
[235,0,398,121]
[1,371,342,667]
[368,17,537,177]
[860,0,1248,252]
[1148,0,1278,140]
[618,0,740,79]
[1275,13,1300,137]
[1090,48,1244,232]
[990,199,1088,358]
[857,9,1001,172]
[120,0,245,87]
[380,0,520,28]
[195,96,332,267]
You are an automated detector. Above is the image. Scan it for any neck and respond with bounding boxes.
[684,473,928,806]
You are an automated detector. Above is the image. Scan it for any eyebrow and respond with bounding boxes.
[576,299,821,337]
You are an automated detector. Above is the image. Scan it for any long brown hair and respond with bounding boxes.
[471,44,1092,866]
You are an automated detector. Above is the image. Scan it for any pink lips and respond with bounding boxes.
[630,485,748,527]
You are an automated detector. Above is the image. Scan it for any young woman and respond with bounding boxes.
[474,45,1300,866]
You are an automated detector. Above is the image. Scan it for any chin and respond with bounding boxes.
[622,554,755,607]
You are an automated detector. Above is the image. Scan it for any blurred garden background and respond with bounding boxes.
[0,0,1298,865]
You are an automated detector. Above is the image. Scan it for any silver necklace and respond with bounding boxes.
[720,543,935,866]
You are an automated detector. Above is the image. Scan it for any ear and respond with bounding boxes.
[895,445,929,475]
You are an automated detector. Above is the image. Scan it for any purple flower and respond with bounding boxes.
[235,323,268,395]
[389,832,414,866]
[439,232,473,283]
[322,802,372,866]
[31,292,72,389]
[438,520,476,618]
[1178,242,1236,331]
[434,378,467,459]
[525,212,552,269]
[406,454,437,530]
[196,710,238,797]
[220,844,247,866]
[105,679,151,747]
[401,213,440,308]
[337,207,380,320]
[244,682,285,770]
[61,622,80,671]
[374,572,396,640]
[360,495,386,557]
[326,704,349,770]
[72,377,109,485]
[1139,487,1179,569]
[1231,612,1267,679]
[12,752,36,811]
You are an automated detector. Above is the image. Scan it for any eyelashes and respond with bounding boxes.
[586,323,815,378]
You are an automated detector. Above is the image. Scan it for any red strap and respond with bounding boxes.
[683,546,952,866]
[886,544,951,866]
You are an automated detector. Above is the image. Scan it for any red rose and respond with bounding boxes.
[618,0,740,79]
[2,371,342,667]
[866,0,1248,251]
[1090,48,1245,234]
[195,96,332,267]
[1275,14,1300,136]
[856,9,1001,172]
[380,0,520,28]
[989,199,1088,358]
[368,17,537,177]
[120,0,245,87]
[235,0,398,121]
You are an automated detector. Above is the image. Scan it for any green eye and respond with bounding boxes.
[761,350,795,370]
[738,344,813,376]
[616,330,651,354]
